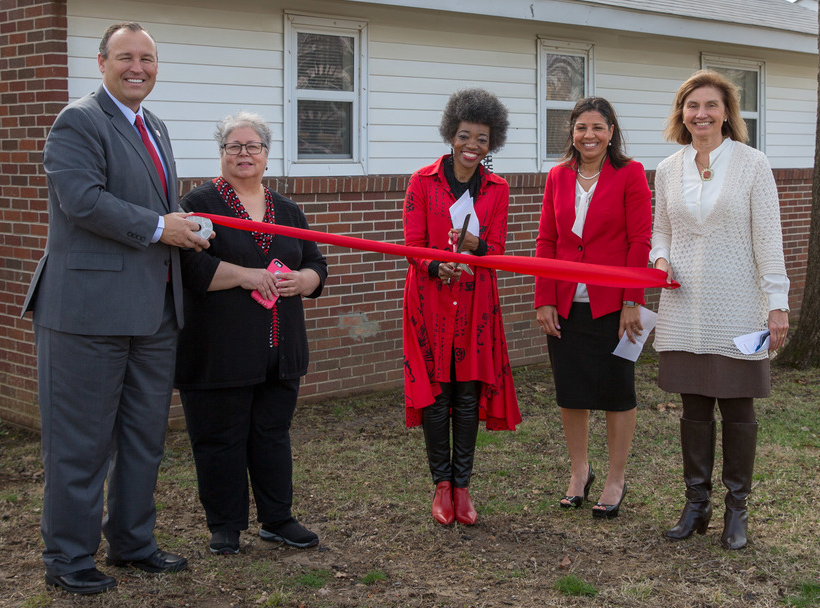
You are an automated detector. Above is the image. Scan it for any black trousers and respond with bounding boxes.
[180,349,300,532]
[422,378,480,488]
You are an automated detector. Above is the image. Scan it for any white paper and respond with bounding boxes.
[733,330,770,355]
[449,191,479,275]
[612,306,658,362]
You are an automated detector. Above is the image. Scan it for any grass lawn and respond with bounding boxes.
[1,352,819,607]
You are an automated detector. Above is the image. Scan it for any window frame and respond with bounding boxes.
[284,12,369,176]
[537,38,594,172]
[701,54,765,150]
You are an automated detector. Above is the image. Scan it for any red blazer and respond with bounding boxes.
[534,159,652,319]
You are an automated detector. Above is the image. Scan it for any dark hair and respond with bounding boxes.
[439,88,509,153]
[99,22,155,59]
[664,69,747,145]
[559,97,631,170]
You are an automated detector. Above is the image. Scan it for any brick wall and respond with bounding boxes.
[2,167,814,431]
[0,0,67,429]
[178,172,552,409]
[0,3,813,431]
[777,169,814,307]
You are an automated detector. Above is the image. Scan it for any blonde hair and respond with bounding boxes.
[663,70,748,145]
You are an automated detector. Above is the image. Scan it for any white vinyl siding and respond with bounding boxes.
[764,64,817,167]
[66,3,283,178]
[366,22,536,175]
[64,0,817,176]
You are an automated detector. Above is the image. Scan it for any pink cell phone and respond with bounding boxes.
[251,259,291,309]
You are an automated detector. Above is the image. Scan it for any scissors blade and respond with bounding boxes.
[451,214,471,277]
[455,214,470,255]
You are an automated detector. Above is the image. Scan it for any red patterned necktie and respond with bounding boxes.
[134,115,168,198]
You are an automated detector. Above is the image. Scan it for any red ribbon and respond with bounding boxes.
[193,213,679,289]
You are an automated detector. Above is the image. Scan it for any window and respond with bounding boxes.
[285,13,368,176]
[538,39,593,167]
[702,55,764,149]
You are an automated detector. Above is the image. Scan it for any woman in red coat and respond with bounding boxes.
[535,97,651,519]
[403,89,520,526]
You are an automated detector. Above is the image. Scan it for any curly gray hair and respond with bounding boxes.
[214,111,272,149]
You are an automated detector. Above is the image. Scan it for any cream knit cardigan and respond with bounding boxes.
[652,142,786,360]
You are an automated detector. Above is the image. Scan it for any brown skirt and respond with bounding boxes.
[657,351,770,399]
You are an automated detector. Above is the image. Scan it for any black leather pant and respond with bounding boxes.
[422,380,479,488]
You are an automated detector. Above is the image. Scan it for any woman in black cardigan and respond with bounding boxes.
[175,111,327,555]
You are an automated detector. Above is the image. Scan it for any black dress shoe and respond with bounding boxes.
[592,483,628,519]
[106,549,188,573]
[45,568,117,595]
[560,464,595,509]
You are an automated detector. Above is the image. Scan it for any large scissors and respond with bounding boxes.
[451,213,471,276]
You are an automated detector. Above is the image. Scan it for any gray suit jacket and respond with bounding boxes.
[22,85,183,334]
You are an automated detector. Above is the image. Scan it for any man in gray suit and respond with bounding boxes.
[22,22,210,595]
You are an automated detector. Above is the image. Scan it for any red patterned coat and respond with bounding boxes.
[402,155,520,431]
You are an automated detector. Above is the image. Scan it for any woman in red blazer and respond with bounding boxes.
[535,97,651,519]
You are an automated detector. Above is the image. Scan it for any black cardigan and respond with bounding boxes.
[174,181,328,389]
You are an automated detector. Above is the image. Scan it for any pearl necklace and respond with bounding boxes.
[577,158,605,180]
[578,169,601,180]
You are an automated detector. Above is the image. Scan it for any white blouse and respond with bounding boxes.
[649,139,789,311]
[682,137,733,222]
[572,180,597,303]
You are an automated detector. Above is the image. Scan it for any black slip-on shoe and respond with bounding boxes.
[45,568,117,595]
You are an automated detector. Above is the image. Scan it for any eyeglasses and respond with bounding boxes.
[222,142,267,155]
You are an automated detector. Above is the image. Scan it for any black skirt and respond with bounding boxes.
[547,303,636,411]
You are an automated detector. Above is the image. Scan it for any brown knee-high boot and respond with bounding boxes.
[667,418,716,540]
[720,421,758,550]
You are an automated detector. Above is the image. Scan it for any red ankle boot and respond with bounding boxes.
[432,481,454,525]
[453,487,477,525]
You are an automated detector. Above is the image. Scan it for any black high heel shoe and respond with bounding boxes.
[560,464,595,509]
[592,483,627,519]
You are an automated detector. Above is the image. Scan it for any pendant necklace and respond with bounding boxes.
[695,142,726,182]
[696,160,714,182]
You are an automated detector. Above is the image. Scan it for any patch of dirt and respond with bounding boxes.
[0,362,816,607]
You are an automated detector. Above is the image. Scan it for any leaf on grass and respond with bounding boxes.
[559,555,572,569]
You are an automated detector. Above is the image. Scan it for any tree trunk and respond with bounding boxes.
[776,7,820,369]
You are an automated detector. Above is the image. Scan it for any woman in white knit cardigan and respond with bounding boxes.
[651,70,789,550]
